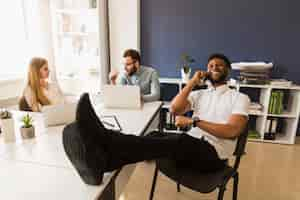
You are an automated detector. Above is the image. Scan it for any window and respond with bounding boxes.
[0,0,51,80]
[50,0,103,95]
[0,1,29,78]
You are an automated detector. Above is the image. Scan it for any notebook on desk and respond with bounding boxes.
[41,103,77,127]
[102,85,142,109]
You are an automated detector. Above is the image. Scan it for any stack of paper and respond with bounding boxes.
[231,62,273,85]
[231,62,273,71]
[270,79,292,87]
[249,102,263,111]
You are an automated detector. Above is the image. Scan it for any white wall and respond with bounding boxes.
[109,0,140,71]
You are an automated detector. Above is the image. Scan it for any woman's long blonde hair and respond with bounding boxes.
[20,57,51,111]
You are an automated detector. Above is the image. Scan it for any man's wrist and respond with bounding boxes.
[187,118,193,126]
[192,116,201,127]
[187,79,197,88]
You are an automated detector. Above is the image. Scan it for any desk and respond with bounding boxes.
[0,101,162,200]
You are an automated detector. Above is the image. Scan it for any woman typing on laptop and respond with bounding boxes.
[19,57,65,112]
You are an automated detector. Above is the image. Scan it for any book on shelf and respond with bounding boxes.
[270,118,278,133]
[264,118,278,140]
[268,91,284,114]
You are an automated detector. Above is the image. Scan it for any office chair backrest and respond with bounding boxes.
[18,96,32,112]
[232,124,249,170]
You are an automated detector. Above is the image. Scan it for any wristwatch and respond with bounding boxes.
[192,116,200,127]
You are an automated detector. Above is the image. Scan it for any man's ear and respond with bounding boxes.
[135,61,140,67]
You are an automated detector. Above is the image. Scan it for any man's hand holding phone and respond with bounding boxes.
[189,70,210,87]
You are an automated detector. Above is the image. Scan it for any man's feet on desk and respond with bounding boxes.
[63,93,110,185]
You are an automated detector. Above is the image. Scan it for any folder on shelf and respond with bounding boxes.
[268,91,284,114]
[270,118,278,133]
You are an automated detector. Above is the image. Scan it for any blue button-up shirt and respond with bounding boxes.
[116,66,160,102]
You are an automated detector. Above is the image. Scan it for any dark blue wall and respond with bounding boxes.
[141,0,300,135]
[141,0,300,83]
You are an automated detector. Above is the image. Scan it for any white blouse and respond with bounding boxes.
[24,83,65,111]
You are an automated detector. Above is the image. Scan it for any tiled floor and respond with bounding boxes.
[120,138,300,200]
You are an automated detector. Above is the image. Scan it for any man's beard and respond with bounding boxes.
[207,71,228,84]
[127,66,137,76]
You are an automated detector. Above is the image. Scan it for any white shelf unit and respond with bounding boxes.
[50,0,101,95]
[159,78,300,144]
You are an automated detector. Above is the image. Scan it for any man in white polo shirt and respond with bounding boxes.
[171,53,250,161]
[63,53,250,185]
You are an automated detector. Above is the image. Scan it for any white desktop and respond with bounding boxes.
[0,99,162,200]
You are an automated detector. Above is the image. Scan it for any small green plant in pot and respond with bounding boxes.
[177,53,196,83]
[20,114,35,139]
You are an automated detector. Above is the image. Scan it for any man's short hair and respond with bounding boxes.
[123,49,141,63]
[208,53,231,69]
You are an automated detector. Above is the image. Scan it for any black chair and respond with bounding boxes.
[18,96,32,112]
[149,125,249,200]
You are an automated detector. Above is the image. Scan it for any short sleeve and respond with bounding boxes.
[187,91,202,111]
[142,70,160,102]
[232,93,250,117]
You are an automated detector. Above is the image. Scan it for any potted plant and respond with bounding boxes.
[0,109,15,142]
[177,53,196,83]
[89,0,97,8]
[20,114,35,139]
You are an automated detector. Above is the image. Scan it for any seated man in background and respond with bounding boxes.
[63,53,250,185]
[109,49,160,102]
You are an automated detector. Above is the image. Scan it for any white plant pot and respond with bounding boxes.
[181,68,191,83]
[1,118,16,143]
[20,126,35,139]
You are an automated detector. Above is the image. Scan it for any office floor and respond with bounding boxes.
[120,138,300,200]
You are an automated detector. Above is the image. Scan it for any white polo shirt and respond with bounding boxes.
[187,84,250,159]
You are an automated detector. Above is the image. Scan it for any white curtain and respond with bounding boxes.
[0,1,29,78]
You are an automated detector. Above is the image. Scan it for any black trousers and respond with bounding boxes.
[104,131,226,173]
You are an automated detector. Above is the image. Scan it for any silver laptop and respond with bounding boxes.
[102,85,141,109]
[41,103,77,127]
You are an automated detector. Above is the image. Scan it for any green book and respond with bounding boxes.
[272,92,278,114]
[279,91,284,114]
[268,92,274,114]
[271,92,276,114]
[273,92,277,114]
[275,91,284,114]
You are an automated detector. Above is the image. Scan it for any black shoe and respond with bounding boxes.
[76,93,113,147]
[76,93,105,131]
[63,122,108,185]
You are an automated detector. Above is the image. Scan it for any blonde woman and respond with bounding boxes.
[19,57,65,112]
